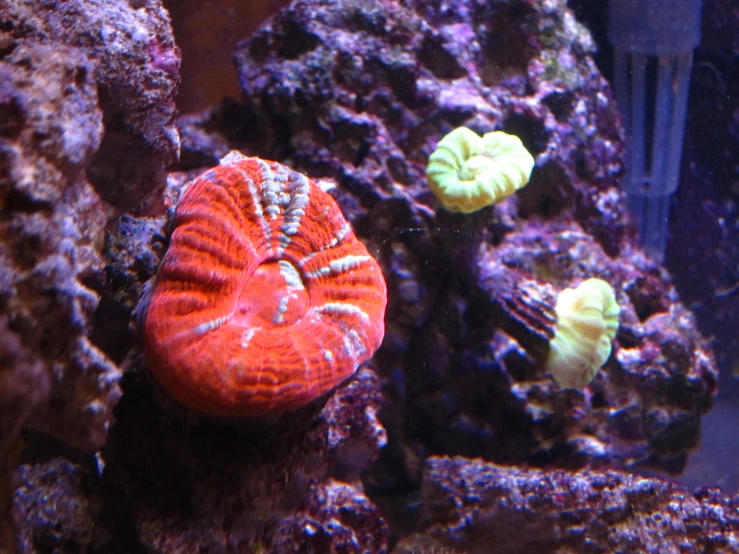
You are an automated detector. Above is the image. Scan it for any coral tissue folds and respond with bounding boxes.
[426,128,535,213]
[547,278,620,389]
[143,152,387,416]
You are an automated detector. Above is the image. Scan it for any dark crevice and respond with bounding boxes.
[277,18,320,60]
[502,113,548,155]
[418,35,465,80]
[353,139,371,167]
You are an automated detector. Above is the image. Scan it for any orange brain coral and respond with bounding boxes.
[143,153,387,416]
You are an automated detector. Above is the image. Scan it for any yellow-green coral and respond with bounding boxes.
[426,127,535,213]
[547,278,620,389]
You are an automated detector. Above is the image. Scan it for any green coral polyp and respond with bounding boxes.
[547,278,620,389]
[426,127,535,213]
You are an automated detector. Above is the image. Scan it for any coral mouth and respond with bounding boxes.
[236,259,309,328]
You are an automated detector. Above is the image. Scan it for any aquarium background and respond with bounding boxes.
[1,0,738,552]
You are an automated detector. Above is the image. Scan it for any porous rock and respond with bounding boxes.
[470,221,717,473]
[0,39,121,455]
[416,455,739,553]
[231,0,626,252]
[261,478,388,554]
[0,0,181,213]
[0,317,48,543]
[0,0,181,537]
[99,366,388,552]
[11,459,102,554]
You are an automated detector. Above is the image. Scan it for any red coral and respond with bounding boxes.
[143,154,387,416]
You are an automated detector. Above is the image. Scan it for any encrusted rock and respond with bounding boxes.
[475,222,717,472]
[99,365,387,552]
[416,456,739,553]
[0,1,181,539]
[232,0,626,251]
[103,214,168,315]
[323,367,388,481]
[0,317,48,540]
[3,0,720,550]
[12,459,102,554]
[0,0,181,213]
[261,478,388,553]
[181,0,723,527]
[0,39,121,453]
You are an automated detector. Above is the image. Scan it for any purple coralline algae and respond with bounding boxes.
[469,223,716,472]
[262,478,388,553]
[0,40,120,453]
[97,366,388,552]
[0,0,180,541]
[409,456,739,553]
[229,0,627,251]
[1,0,181,213]
[12,460,101,553]
[0,316,48,540]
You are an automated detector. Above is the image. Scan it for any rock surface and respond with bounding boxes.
[0,38,120,454]
[1,0,181,213]
[0,0,180,541]
[12,459,102,554]
[412,455,739,553]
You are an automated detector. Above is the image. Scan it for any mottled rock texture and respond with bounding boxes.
[12,459,102,554]
[1,0,181,213]
[0,317,48,545]
[230,0,627,250]
[469,224,715,473]
[98,366,388,553]
[0,0,180,542]
[261,478,388,553]
[98,164,390,551]
[0,39,120,454]
[6,367,388,553]
[415,456,739,553]
[3,0,728,551]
